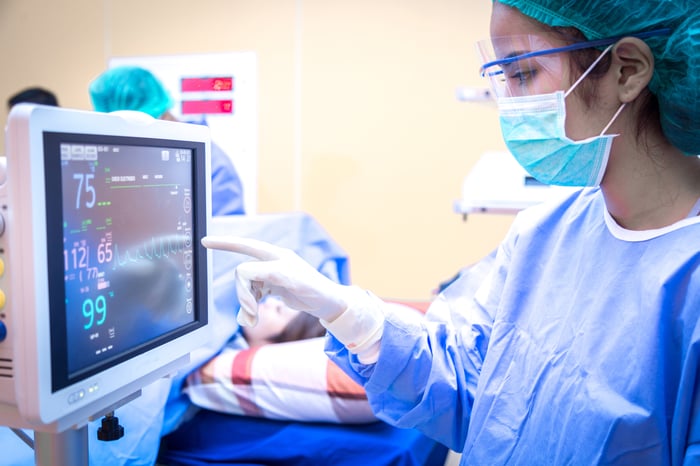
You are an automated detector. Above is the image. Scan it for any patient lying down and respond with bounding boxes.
[184,297,377,423]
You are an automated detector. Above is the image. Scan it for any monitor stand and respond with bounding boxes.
[34,427,88,466]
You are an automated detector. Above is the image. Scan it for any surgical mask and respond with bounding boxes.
[495,44,626,187]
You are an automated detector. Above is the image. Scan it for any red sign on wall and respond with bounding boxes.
[181,77,234,92]
[181,100,234,115]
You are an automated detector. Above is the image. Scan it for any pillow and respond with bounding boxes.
[184,336,377,424]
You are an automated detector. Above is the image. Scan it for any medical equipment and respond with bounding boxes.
[0,104,212,465]
[453,151,576,218]
[455,87,493,103]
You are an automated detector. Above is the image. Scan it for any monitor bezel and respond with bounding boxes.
[42,131,209,393]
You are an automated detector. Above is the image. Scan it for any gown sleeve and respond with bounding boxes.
[326,245,509,452]
[682,337,700,465]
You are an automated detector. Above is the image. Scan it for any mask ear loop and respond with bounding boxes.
[564,43,626,136]
[564,43,615,98]
[599,103,626,136]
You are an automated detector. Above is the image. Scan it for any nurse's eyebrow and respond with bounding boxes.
[498,51,532,73]
[500,50,530,64]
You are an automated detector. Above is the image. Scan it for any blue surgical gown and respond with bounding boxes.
[327,188,700,465]
[210,142,245,216]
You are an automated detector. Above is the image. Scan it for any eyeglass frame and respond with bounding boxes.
[479,27,672,78]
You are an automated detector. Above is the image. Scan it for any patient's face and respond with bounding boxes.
[242,296,301,346]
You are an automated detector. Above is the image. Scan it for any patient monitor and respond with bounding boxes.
[0,104,212,440]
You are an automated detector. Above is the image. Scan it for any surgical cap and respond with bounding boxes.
[89,66,173,119]
[495,0,700,155]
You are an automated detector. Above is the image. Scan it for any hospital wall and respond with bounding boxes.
[0,0,513,300]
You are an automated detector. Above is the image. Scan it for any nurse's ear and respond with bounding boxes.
[610,37,654,103]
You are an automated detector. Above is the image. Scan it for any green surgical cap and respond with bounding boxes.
[495,0,700,154]
[89,66,173,119]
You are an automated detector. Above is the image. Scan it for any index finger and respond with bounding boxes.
[201,235,282,261]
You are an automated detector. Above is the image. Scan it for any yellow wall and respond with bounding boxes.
[0,0,514,300]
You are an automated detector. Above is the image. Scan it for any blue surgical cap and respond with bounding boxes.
[89,66,173,119]
[495,0,700,155]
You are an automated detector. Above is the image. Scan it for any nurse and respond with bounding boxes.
[204,0,700,464]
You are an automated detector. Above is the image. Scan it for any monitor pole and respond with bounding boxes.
[34,426,88,466]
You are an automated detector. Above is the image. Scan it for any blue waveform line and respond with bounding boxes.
[112,234,189,269]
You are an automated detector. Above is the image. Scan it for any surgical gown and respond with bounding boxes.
[210,142,245,216]
[327,188,700,465]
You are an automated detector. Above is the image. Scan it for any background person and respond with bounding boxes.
[7,86,59,109]
[89,65,246,216]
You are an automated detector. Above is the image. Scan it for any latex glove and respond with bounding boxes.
[201,236,385,360]
[202,235,350,325]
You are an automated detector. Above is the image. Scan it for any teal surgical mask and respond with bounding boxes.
[496,44,626,187]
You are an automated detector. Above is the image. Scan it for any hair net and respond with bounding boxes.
[495,0,700,154]
[89,66,173,119]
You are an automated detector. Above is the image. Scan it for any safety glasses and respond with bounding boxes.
[477,28,671,98]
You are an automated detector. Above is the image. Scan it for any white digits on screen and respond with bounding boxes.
[73,173,96,209]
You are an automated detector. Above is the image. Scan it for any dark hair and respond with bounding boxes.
[8,87,59,109]
[549,26,660,144]
[268,311,326,344]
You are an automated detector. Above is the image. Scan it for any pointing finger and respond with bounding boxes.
[201,236,282,261]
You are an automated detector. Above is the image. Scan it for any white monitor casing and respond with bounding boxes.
[0,104,212,432]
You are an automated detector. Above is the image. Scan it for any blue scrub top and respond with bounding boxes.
[328,188,700,465]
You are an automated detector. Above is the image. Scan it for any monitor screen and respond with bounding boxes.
[0,105,212,431]
[46,133,207,392]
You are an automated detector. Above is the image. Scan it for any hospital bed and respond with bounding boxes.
[158,410,448,465]
[156,212,449,466]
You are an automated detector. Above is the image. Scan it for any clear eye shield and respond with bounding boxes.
[477,28,671,98]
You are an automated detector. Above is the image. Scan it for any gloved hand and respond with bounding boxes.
[201,236,385,361]
[201,235,350,326]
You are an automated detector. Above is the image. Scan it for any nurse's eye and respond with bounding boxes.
[507,68,537,86]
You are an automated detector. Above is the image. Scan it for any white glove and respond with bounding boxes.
[201,236,385,361]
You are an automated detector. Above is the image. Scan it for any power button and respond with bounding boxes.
[0,321,6,343]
